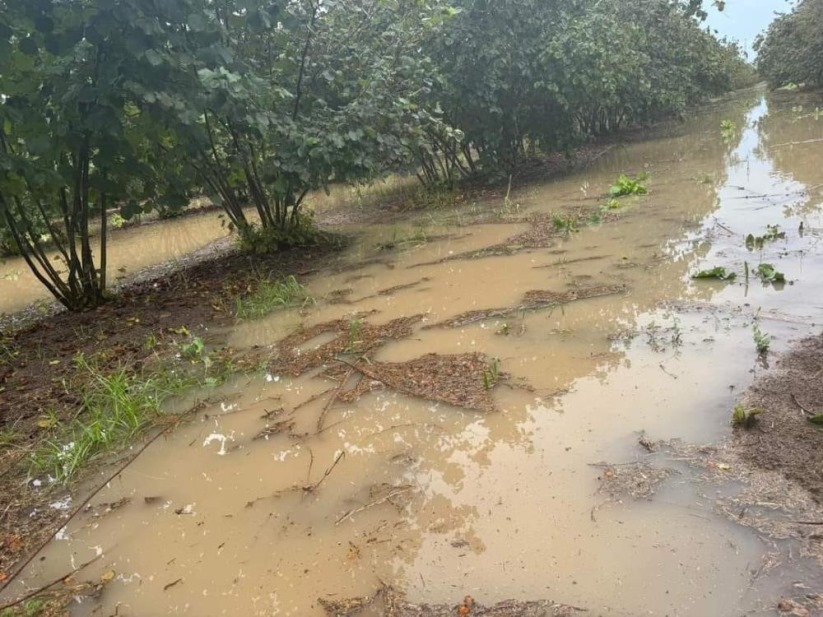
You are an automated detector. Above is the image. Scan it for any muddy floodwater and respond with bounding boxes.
[0,211,233,315]
[3,88,823,616]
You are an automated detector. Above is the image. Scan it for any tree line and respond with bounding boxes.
[755,0,823,90]
[0,0,754,310]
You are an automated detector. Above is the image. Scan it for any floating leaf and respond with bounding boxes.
[692,266,736,281]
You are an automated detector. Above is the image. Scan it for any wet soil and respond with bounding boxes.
[736,334,823,503]
[320,587,585,617]
[0,242,343,581]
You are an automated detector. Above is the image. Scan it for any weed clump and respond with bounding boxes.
[29,356,196,483]
[732,404,763,428]
[235,275,314,319]
[753,324,771,354]
[756,263,786,284]
[609,173,648,197]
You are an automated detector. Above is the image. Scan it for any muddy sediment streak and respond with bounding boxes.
[426,284,627,329]
[270,314,425,377]
[335,352,499,412]
[269,315,502,412]
[319,587,586,617]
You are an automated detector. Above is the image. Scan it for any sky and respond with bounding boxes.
[704,0,796,57]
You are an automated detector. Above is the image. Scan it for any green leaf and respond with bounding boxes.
[756,263,786,283]
[692,267,736,281]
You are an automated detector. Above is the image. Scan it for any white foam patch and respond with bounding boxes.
[203,433,233,456]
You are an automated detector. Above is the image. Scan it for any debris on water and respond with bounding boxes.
[777,595,823,617]
[428,285,626,329]
[202,433,233,456]
[49,496,72,512]
[334,353,501,412]
[592,461,677,501]
[84,497,131,518]
[254,418,296,441]
[319,586,588,616]
[271,314,425,377]
[335,483,414,526]
[326,288,355,304]
[163,577,183,592]
[660,439,823,564]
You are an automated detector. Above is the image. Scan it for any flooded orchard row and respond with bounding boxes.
[3,89,823,616]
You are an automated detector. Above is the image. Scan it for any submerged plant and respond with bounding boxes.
[552,213,578,235]
[692,266,736,281]
[731,404,763,428]
[482,357,501,390]
[609,173,648,197]
[344,319,363,353]
[720,119,737,142]
[755,263,786,284]
[753,324,771,354]
[670,317,683,347]
[746,225,786,250]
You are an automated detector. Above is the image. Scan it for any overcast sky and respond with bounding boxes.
[704,0,796,57]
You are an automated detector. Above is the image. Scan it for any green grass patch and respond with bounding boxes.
[1,599,47,617]
[235,275,314,319]
[29,356,203,484]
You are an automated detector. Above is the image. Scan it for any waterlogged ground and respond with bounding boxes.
[3,89,823,616]
[0,209,233,316]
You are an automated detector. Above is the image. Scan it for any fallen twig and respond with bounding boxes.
[335,486,412,525]
[0,552,104,612]
[790,393,816,417]
[317,366,356,432]
[292,387,334,413]
[713,219,736,235]
[0,428,170,595]
[245,451,346,508]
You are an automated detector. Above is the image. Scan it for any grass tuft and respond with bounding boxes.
[235,275,314,319]
[29,356,196,484]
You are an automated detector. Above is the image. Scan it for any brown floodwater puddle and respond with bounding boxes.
[0,211,233,315]
[4,89,823,616]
